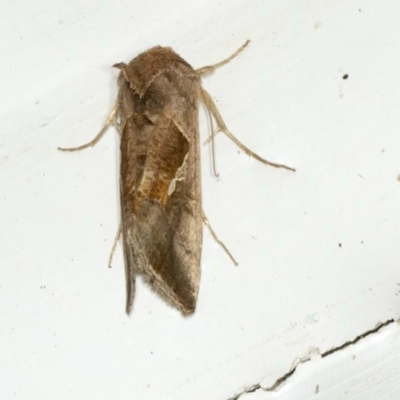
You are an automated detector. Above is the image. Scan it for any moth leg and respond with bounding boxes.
[58,104,118,152]
[200,88,296,172]
[196,40,250,77]
[202,210,238,266]
[108,223,122,268]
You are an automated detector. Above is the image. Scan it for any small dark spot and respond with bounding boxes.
[361,241,364,244]
[315,385,319,394]
[338,243,342,247]
[342,74,349,80]
[397,174,400,182]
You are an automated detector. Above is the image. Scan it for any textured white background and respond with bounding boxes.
[2,1,400,399]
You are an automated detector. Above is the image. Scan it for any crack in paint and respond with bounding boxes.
[227,319,395,400]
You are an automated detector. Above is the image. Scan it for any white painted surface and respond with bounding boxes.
[242,322,400,400]
[2,1,400,399]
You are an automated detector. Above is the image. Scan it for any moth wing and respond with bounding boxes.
[120,111,202,315]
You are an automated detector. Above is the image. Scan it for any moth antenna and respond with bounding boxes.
[196,40,250,76]
[210,125,219,178]
[203,98,220,177]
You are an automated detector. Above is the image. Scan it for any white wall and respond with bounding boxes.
[2,1,400,399]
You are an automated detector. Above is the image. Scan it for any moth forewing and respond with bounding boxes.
[115,47,203,315]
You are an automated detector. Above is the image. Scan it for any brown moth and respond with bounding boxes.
[59,41,295,315]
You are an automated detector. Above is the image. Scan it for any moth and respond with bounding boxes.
[59,40,295,315]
